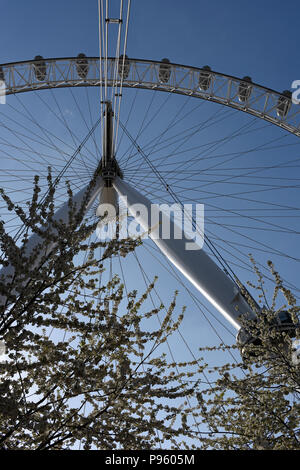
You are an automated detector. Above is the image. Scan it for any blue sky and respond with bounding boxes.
[1,0,300,369]
[1,0,300,92]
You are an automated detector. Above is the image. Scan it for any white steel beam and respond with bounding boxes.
[113,177,257,330]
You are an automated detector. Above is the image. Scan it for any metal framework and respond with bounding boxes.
[0,56,298,354]
[0,57,299,137]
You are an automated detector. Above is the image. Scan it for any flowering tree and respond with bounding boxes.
[195,262,300,450]
[0,170,299,450]
[0,171,200,450]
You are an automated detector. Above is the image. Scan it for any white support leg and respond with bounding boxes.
[113,177,257,330]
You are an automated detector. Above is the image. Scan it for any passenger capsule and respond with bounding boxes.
[33,55,47,82]
[238,76,252,102]
[276,90,292,118]
[199,65,212,91]
[0,66,4,82]
[159,58,171,83]
[118,55,130,79]
[76,53,89,79]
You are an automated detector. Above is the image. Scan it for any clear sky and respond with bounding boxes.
[1,0,300,373]
[1,0,300,91]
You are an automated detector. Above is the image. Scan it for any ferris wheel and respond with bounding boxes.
[0,0,299,363]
